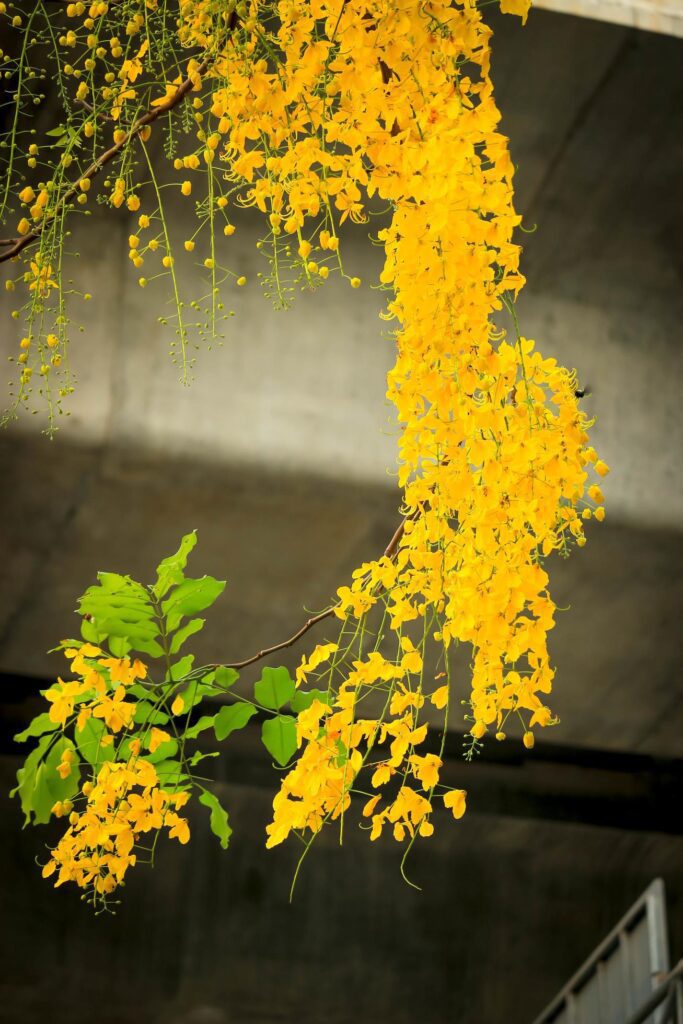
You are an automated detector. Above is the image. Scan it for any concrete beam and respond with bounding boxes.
[534,0,683,37]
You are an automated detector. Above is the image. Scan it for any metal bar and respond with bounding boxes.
[623,962,683,1024]
[531,882,667,1024]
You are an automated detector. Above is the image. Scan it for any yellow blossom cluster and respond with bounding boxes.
[43,757,190,901]
[227,0,608,851]
[36,642,193,905]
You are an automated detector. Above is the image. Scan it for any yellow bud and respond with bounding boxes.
[595,460,610,477]
[138,214,150,229]
[184,240,195,252]
[128,234,139,249]
[79,178,90,192]
[181,180,192,196]
[138,277,147,288]
[298,240,312,260]
[319,266,329,280]
[162,255,174,268]
[17,218,31,236]
[350,277,361,289]
[204,257,214,269]
[217,196,228,209]
[470,721,486,740]
[594,506,605,522]
[523,731,535,749]
[126,195,140,212]
[495,731,506,741]
[223,224,235,236]
[236,276,246,286]
[46,333,58,348]
[113,128,126,144]
[171,695,184,715]
[19,186,35,204]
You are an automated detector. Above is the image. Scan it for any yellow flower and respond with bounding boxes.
[148,727,171,753]
[430,685,449,709]
[499,0,532,23]
[443,790,467,820]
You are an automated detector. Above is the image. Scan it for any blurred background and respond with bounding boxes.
[0,3,682,1022]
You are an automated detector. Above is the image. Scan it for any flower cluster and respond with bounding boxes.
[4,0,609,881]
[43,757,190,902]
[34,643,192,906]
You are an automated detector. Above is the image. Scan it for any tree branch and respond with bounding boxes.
[0,33,230,264]
[221,507,419,671]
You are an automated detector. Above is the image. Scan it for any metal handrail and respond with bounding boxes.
[531,880,670,1024]
[624,961,683,1024]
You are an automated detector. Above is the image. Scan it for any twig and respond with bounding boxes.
[221,505,420,671]
[0,30,232,264]
[223,607,336,671]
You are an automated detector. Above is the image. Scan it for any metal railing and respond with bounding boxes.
[532,879,672,1024]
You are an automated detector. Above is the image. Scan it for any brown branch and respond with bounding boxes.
[0,238,19,247]
[221,506,421,671]
[224,607,336,671]
[0,53,218,264]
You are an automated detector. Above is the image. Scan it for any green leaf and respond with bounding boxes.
[214,702,257,741]
[188,750,219,766]
[13,713,58,744]
[32,738,80,825]
[80,618,105,644]
[290,688,329,714]
[199,790,232,850]
[261,714,297,767]
[108,635,131,657]
[214,666,238,690]
[169,617,205,654]
[78,574,162,658]
[152,532,197,600]
[152,759,188,790]
[10,733,53,824]
[183,713,217,739]
[170,655,194,681]
[132,702,170,726]
[162,576,226,632]
[254,666,295,710]
[74,716,115,766]
[146,738,179,764]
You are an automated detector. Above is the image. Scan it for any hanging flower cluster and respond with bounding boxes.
[3,0,610,900]
[39,644,192,898]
